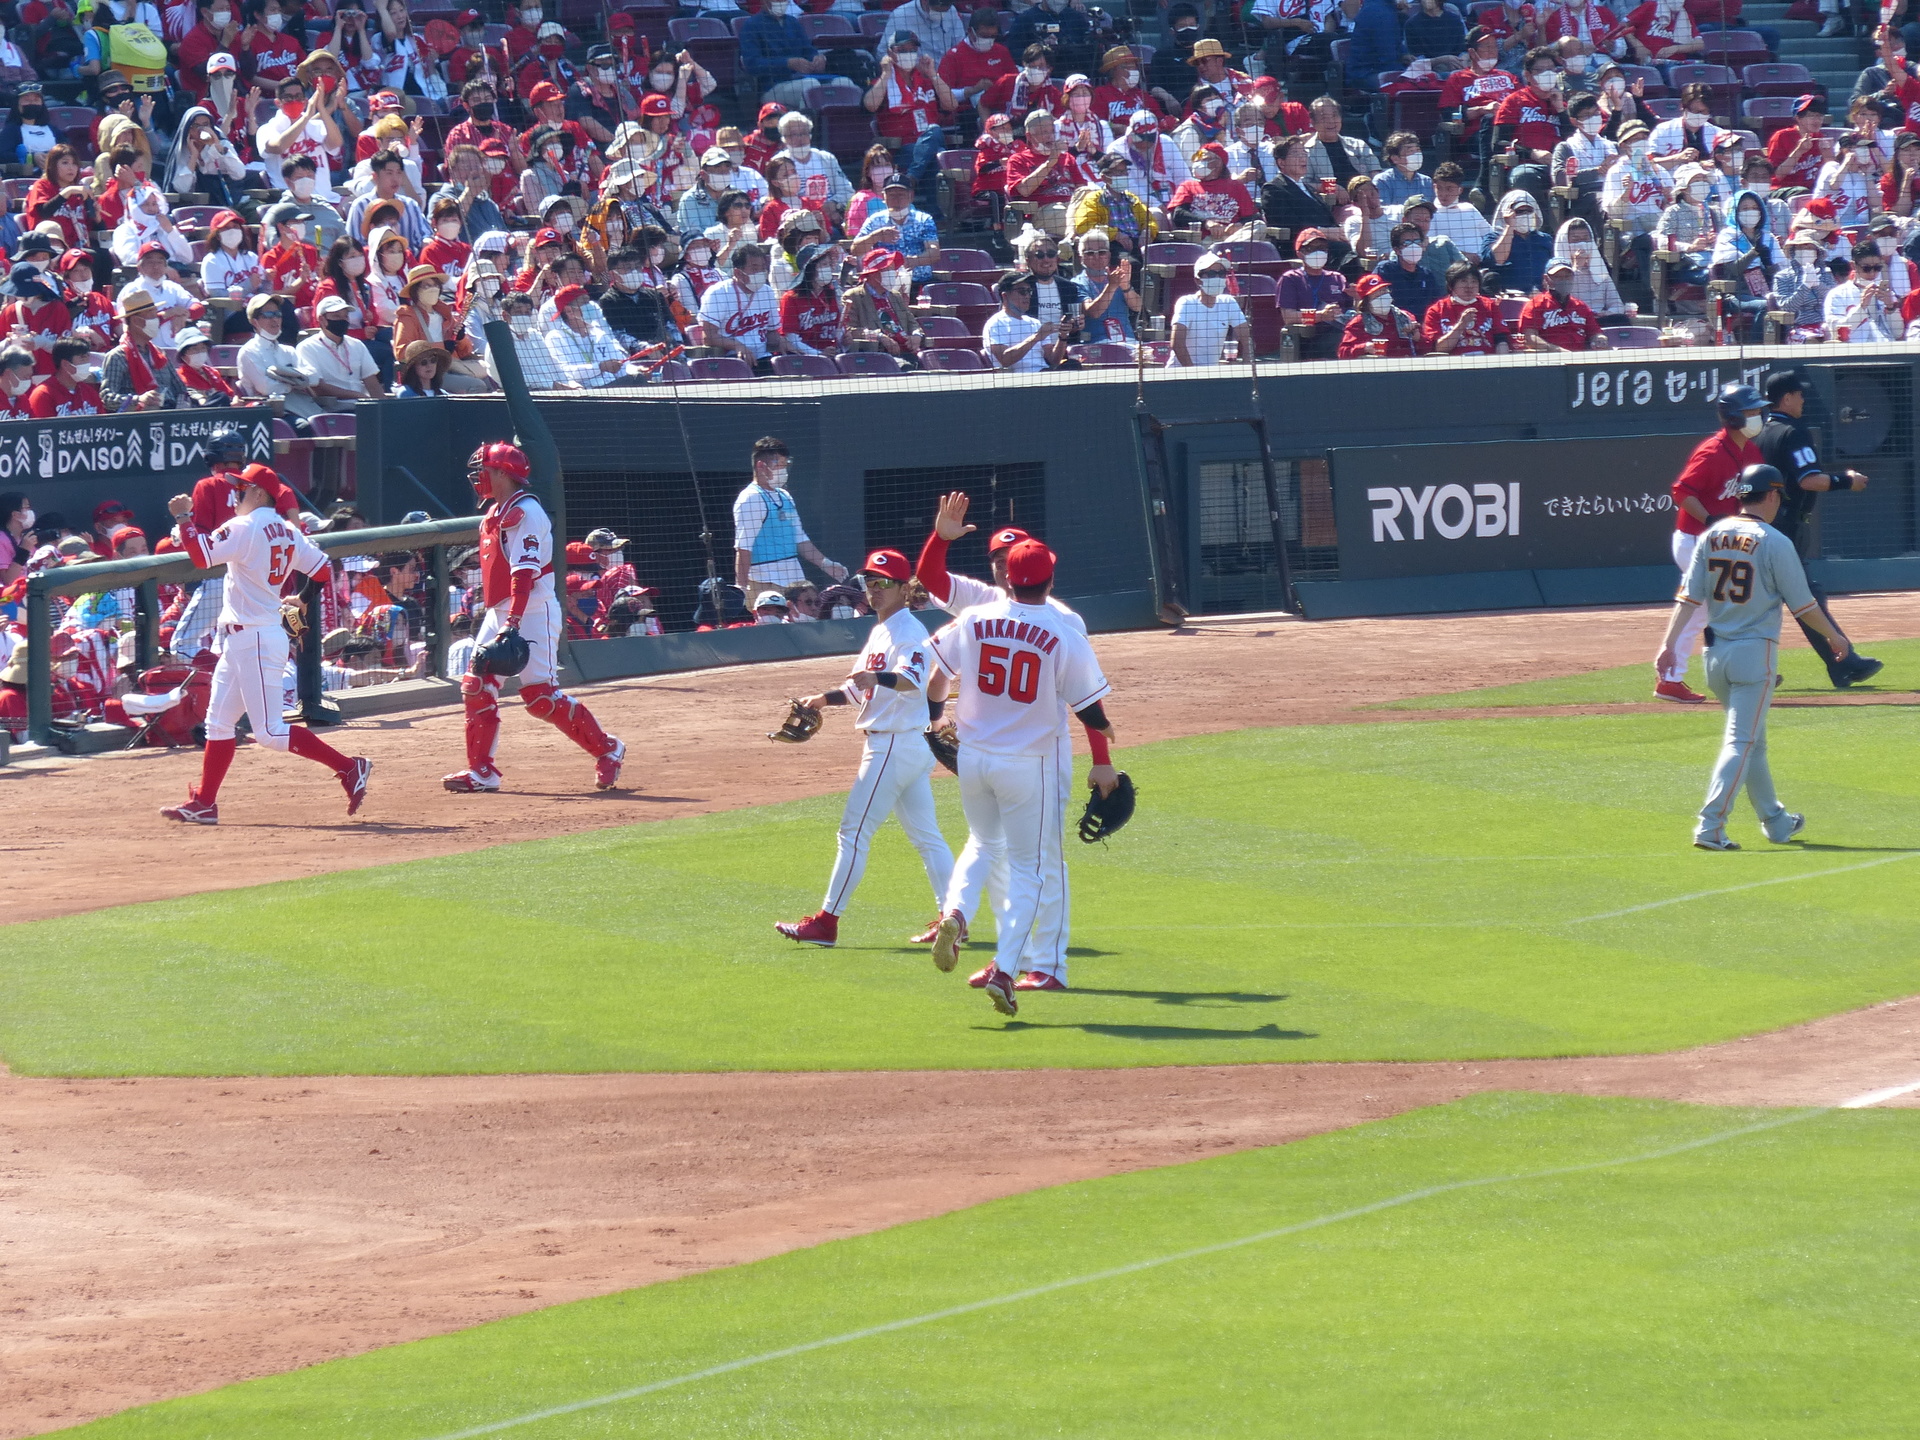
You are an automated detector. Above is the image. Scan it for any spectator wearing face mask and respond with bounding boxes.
[0,262,68,379]
[277,157,348,255]
[1705,187,1783,337]
[435,145,506,247]
[1519,258,1609,349]
[199,207,268,314]
[1092,44,1162,128]
[1172,87,1234,168]
[28,337,104,417]
[101,292,187,411]
[1223,103,1279,190]
[1147,2,1204,107]
[732,437,846,593]
[237,293,324,419]
[1624,0,1704,65]
[1648,81,1722,173]
[1073,228,1142,344]
[260,77,346,204]
[492,291,561,388]
[1764,94,1828,193]
[1770,231,1834,338]
[1813,130,1885,231]
[1278,228,1349,359]
[853,177,943,282]
[1428,162,1491,252]
[1008,0,1094,77]
[1168,142,1260,240]
[742,0,827,107]
[883,0,965,63]
[1338,273,1425,356]
[1858,216,1918,301]
[1494,49,1567,213]
[1481,190,1553,294]
[0,349,36,418]
[1421,261,1512,354]
[983,270,1069,371]
[599,247,678,349]
[1007,110,1093,235]
[983,45,1063,124]
[1598,119,1665,294]
[779,242,845,358]
[1067,155,1156,255]
[700,240,783,368]
[1169,253,1250,365]
[298,295,386,406]
[837,250,920,356]
[1653,161,1723,288]
[543,283,629,387]
[866,31,958,213]
[1551,215,1628,318]
[1396,196,1467,285]
[943,10,1015,118]
[1104,111,1190,220]
[1373,131,1434,208]
[1551,93,1618,230]
[1739,156,1788,240]
[775,114,854,218]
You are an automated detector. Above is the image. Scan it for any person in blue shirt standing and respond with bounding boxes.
[741,0,827,109]
[732,435,850,595]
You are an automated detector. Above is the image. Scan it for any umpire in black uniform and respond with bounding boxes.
[1756,369,1884,688]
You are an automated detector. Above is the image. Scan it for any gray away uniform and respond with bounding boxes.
[1680,511,1820,845]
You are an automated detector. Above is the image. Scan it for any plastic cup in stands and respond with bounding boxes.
[1837,325,1851,341]
[1319,178,1339,197]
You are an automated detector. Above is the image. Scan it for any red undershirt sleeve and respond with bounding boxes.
[915,533,953,602]
[508,566,534,622]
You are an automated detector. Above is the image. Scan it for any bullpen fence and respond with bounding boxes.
[25,517,480,747]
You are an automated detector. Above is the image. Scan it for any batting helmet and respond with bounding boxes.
[1735,463,1784,500]
[207,425,248,464]
[473,625,531,677]
[481,442,531,480]
[1714,381,1766,426]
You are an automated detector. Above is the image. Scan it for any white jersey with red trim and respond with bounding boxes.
[940,571,1089,636]
[190,508,329,629]
[849,608,936,733]
[928,597,1111,757]
[479,489,556,609]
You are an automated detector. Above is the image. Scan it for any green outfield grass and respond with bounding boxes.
[58,1093,1920,1439]
[1379,637,1920,712]
[5,710,1920,1076]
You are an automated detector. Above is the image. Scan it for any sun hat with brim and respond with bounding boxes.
[3,264,59,302]
[117,289,160,318]
[401,264,449,298]
[172,326,213,352]
[399,339,452,370]
[1187,37,1231,62]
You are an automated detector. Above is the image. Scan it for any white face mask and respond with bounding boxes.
[613,269,640,288]
[1876,236,1898,254]
[70,362,96,382]
[509,315,535,336]
[970,34,994,50]
[1368,293,1393,316]
[210,9,232,24]
[70,277,92,295]
[1565,54,1588,73]
[266,10,285,28]
[1023,64,1047,83]
[1533,70,1559,91]
[551,213,573,233]
[485,158,506,174]
[1688,182,1710,201]
[1741,414,1764,438]
[1302,249,1327,269]
[437,219,463,239]
[1198,274,1227,294]
[1739,207,1761,229]
[1570,239,1593,255]
[1580,115,1604,135]
[740,269,767,291]
[650,71,675,90]
[1604,76,1624,94]
[13,504,32,523]
[291,177,316,198]
[1512,212,1536,231]
[1399,243,1422,263]
[520,7,542,22]
[1123,68,1140,85]
[1473,53,1495,69]
[767,0,789,10]
[1238,125,1262,145]
[870,167,894,186]
[218,227,242,248]
[767,464,788,488]
[785,142,812,160]
[1400,149,1424,170]
[4,376,28,396]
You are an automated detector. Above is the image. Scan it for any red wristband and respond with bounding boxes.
[1085,725,1111,766]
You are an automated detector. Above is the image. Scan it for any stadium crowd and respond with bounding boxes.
[0,0,1902,398]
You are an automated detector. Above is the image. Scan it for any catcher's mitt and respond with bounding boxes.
[926,722,958,774]
[474,626,531,678]
[769,698,823,743]
[279,599,308,642]
[1078,771,1137,844]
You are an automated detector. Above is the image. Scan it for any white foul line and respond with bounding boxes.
[1839,1079,1920,1109]
[1565,851,1920,924]
[420,1110,1819,1440]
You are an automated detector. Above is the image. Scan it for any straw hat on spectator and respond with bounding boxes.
[117,289,160,320]
[1099,45,1137,73]
[400,264,449,300]
[399,338,452,374]
[1186,38,1232,63]
[29,220,67,254]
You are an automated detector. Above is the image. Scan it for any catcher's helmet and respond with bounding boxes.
[1735,463,1784,500]
[480,441,531,481]
[473,626,531,677]
[207,425,248,464]
[1714,381,1766,426]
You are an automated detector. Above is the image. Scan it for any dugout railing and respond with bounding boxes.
[23,516,480,748]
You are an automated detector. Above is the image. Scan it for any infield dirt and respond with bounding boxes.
[6,596,1920,1437]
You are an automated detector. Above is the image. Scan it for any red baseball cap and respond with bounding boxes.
[640,93,674,117]
[758,101,787,123]
[528,80,564,104]
[370,89,404,114]
[1005,540,1055,587]
[532,226,563,248]
[456,7,483,24]
[608,11,634,26]
[93,498,133,524]
[862,548,911,581]
[551,283,588,312]
[564,540,595,566]
[136,239,170,259]
[987,526,1031,554]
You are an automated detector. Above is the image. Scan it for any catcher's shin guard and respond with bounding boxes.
[461,672,503,776]
[521,682,614,757]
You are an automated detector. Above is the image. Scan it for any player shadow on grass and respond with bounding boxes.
[1791,842,1920,853]
[509,791,702,803]
[985,1020,1315,1040]
[1068,987,1290,1007]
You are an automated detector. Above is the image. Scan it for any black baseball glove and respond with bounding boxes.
[1078,771,1137,844]
[769,698,823,743]
[474,626,531,678]
[926,722,959,774]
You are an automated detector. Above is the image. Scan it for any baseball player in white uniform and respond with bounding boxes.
[775,548,956,947]
[926,540,1119,1017]
[914,492,1088,991]
[159,477,372,825]
[1656,462,1851,850]
[444,442,626,794]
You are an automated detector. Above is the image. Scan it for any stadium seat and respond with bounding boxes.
[859,9,888,38]
[1145,241,1206,316]
[1069,342,1138,367]
[837,351,906,375]
[932,247,996,277]
[1741,62,1816,98]
[1497,296,1524,323]
[770,354,841,377]
[1664,63,1739,119]
[817,103,877,165]
[1213,239,1283,278]
[1741,95,1802,140]
[689,355,755,381]
[1606,325,1664,347]
[171,206,223,233]
[1643,98,1684,121]
[800,12,855,38]
[1620,64,1668,99]
[1700,29,1771,65]
[653,359,692,383]
[916,281,998,333]
[669,17,739,88]
[920,347,984,371]
[917,315,982,351]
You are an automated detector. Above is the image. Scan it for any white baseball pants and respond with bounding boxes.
[475,593,561,687]
[945,735,1075,980]
[954,747,1064,982]
[205,623,293,751]
[822,731,954,917]
[1662,531,1709,683]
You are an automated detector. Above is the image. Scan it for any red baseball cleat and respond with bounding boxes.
[967,963,996,988]
[595,738,626,791]
[160,794,218,826]
[931,910,969,972]
[981,968,1019,1017]
[909,917,944,944]
[341,757,372,816]
[1014,971,1066,991]
[1653,679,1707,704]
[443,768,501,793]
[775,910,839,947]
